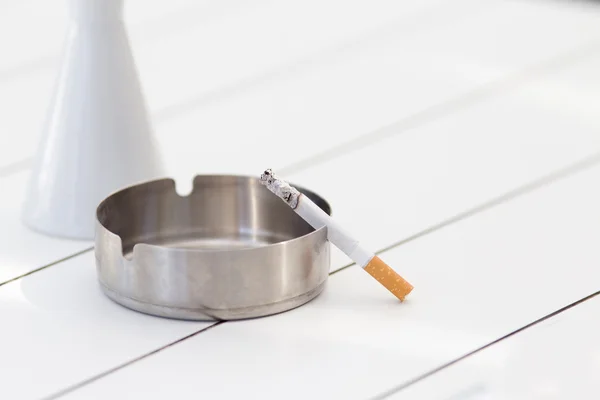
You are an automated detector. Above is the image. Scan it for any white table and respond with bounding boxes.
[1,1,600,399]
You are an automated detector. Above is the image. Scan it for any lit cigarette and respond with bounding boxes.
[259,169,413,301]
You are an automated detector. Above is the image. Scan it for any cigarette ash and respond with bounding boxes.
[259,169,300,209]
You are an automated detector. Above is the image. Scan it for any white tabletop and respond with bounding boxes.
[1,1,600,399]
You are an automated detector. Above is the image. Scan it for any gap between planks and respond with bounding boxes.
[368,289,600,400]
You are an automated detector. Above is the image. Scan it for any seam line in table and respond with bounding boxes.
[40,322,225,400]
[0,246,92,288]
[41,148,600,399]
[279,38,600,175]
[331,148,600,276]
[367,289,600,400]
[152,0,488,123]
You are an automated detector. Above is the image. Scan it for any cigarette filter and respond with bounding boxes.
[259,169,413,301]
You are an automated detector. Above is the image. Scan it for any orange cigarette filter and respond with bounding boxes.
[363,256,414,301]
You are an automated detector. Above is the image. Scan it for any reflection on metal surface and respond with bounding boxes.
[95,175,332,320]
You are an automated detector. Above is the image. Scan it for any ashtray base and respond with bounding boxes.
[100,279,327,321]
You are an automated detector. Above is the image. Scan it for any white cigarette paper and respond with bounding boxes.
[259,169,413,301]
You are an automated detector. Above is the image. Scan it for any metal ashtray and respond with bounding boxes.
[95,175,331,320]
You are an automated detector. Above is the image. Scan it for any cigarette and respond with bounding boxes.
[259,169,413,301]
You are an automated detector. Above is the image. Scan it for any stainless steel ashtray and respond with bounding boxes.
[95,175,331,321]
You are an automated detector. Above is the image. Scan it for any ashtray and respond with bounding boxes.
[94,175,331,320]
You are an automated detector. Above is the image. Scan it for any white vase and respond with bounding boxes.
[22,0,164,240]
